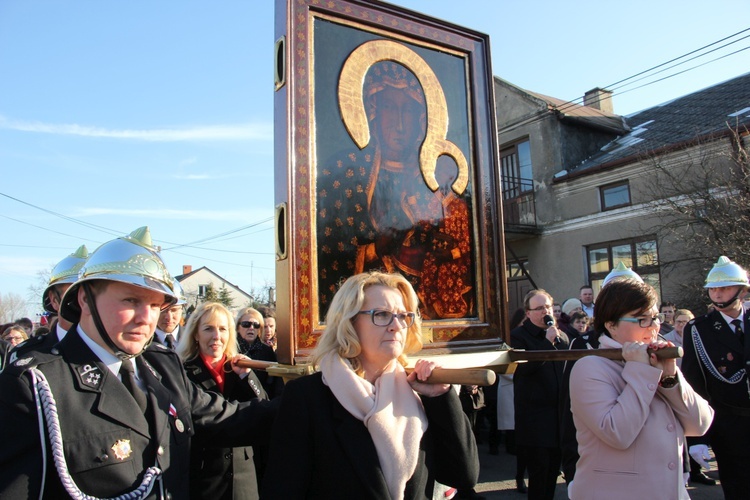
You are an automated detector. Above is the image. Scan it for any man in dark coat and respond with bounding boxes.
[0,227,276,499]
[682,256,750,500]
[510,289,568,500]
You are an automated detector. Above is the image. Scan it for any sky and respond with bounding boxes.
[1,0,748,320]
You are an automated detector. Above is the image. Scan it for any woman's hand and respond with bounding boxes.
[230,354,252,376]
[621,341,650,364]
[648,340,678,376]
[407,359,450,397]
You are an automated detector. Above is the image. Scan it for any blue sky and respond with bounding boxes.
[1,0,748,319]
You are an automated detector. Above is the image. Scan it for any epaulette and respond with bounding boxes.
[9,334,46,354]
[3,348,59,377]
[692,313,713,326]
[146,341,173,355]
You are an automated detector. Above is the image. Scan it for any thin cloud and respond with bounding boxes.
[73,207,267,221]
[174,173,213,180]
[0,116,272,142]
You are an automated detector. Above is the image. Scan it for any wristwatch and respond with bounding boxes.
[659,375,678,388]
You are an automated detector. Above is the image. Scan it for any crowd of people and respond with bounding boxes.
[1,227,748,499]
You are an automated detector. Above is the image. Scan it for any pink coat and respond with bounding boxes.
[569,350,713,500]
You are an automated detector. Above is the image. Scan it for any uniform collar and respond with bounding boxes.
[76,325,128,377]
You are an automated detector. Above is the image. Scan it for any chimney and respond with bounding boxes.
[183,265,192,275]
[583,87,613,114]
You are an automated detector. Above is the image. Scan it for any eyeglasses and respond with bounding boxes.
[618,313,665,328]
[239,321,261,329]
[357,309,416,327]
[528,304,553,312]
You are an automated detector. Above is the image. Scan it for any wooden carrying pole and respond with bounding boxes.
[234,358,497,386]
[234,346,681,385]
[507,346,683,363]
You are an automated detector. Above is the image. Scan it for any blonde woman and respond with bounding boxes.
[263,271,478,498]
[178,302,268,499]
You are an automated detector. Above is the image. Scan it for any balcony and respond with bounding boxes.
[502,177,537,232]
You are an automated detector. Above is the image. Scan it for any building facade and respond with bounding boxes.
[496,72,750,314]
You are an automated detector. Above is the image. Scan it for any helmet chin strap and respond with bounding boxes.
[82,282,149,361]
[708,287,743,309]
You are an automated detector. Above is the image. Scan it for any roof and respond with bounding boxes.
[527,90,630,135]
[494,76,629,135]
[173,265,252,297]
[563,71,750,177]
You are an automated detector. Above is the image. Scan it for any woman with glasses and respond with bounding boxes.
[568,279,713,500]
[177,302,269,500]
[236,307,281,398]
[2,325,28,347]
[262,271,479,499]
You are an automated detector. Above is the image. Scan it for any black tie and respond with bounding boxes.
[731,319,745,346]
[165,333,175,350]
[120,359,148,412]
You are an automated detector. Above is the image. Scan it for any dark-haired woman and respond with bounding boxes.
[568,279,713,499]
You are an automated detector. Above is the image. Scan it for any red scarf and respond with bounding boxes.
[200,353,227,393]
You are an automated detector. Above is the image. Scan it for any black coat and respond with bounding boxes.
[240,337,284,399]
[682,308,750,411]
[261,372,479,499]
[184,357,268,500]
[0,327,277,499]
[510,319,568,448]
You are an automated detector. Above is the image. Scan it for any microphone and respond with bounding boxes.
[543,314,555,327]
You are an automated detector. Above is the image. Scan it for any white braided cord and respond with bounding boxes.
[30,367,162,500]
[690,324,746,384]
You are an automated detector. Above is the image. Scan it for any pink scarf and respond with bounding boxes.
[320,352,428,500]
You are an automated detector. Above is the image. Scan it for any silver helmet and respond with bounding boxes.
[42,245,89,313]
[60,227,177,323]
[602,262,644,288]
[704,256,749,288]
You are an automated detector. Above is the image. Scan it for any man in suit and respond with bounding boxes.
[682,256,750,499]
[154,281,186,350]
[511,289,568,500]
[0,227,276,499]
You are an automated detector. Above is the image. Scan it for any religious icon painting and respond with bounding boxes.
[273,0,507,364]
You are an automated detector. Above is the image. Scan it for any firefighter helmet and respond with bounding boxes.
[42,245,89,313]
[59,227,177,323]
[602,262,644,288]
[704,256,749,288]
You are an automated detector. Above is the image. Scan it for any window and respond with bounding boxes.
[506,259,530,280]
[198,285,208,297]
[500,139,533,199]
[587,237,661,296]
[600,181,631,211]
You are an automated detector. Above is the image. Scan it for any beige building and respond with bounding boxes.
[496,72,750,314]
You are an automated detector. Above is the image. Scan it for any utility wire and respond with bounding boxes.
[548,27,750,115]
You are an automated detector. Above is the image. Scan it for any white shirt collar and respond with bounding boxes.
[154,326,179,344]
[56,323,68,342]
[719,309,744,330]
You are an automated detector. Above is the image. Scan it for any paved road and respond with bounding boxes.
[470,435,723,499]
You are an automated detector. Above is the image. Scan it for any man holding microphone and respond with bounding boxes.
[510,289,569,500]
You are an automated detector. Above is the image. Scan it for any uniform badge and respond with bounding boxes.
[169,404,185,433]
[714,321,723,330]
[76,364,102,389]
[111,439,132,460]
